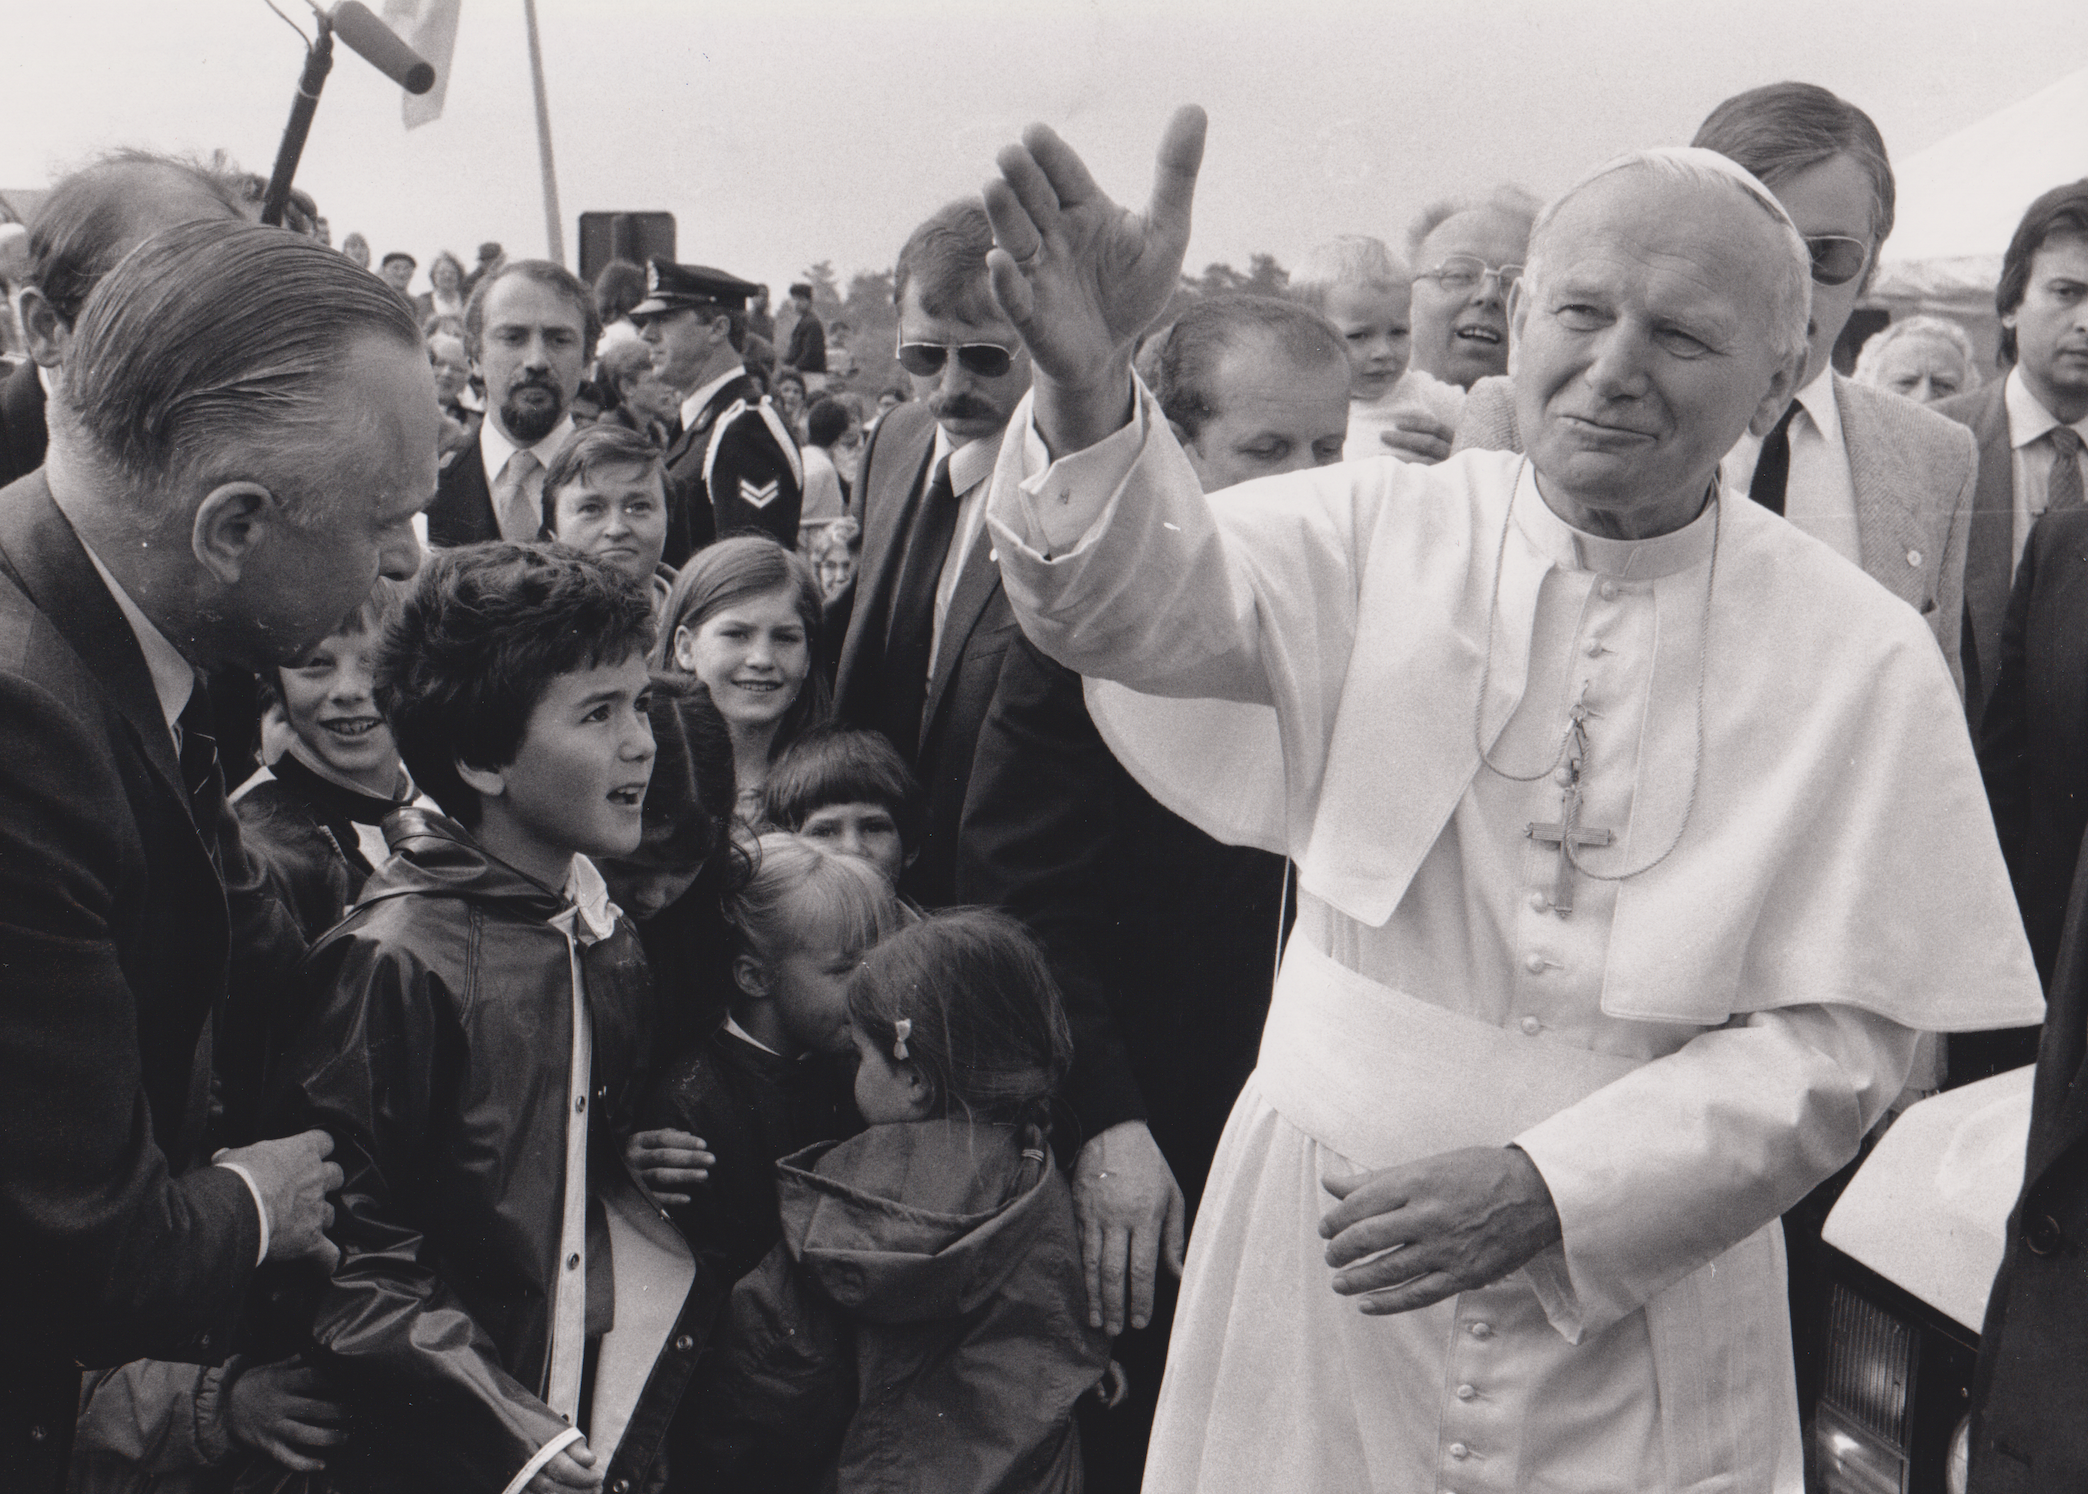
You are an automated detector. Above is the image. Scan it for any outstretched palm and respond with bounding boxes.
[983,106,1207,404]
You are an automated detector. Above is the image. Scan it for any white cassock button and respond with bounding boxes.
[1468,1321,1493,1340]
[1521,1016,1542,1036]
[1907,549,1922,567]
[1528,891,1548,912]
[1585,639,1604,657]
[1455,1383,1477,1400]
[1523,953,1546,975]
[1450,1443,1471,1460]
[1554,765,1575,786]
[1599,580,1619,601]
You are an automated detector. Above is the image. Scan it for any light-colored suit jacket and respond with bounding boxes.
[1451,372,1978,694]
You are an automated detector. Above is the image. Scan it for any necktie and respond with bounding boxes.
[877,457,959,755]
[1749,401,1801,517]
[2047,426,2084,515]
[176,676,227,869]
[495,448,544,542]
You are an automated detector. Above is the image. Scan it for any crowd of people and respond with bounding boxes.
[2,71,2087,1494]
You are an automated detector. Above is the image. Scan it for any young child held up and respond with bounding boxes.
[758,721,923,888]
[633,830,906,1286]
[684,908,1112,1494]
[233,575,420,940]
[265,544,702,1494]
[1290,235,1445,461]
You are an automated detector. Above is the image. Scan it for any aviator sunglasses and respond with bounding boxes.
[896,340,1017,379]
[1805,234,1870,288]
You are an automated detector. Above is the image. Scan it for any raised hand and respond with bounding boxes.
[983,105,1207,455]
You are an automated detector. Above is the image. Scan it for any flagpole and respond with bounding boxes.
[523,0,565,267]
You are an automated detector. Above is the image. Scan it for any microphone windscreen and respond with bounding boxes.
[331,1,437,94]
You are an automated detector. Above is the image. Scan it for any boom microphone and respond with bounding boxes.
[329,2,436,95]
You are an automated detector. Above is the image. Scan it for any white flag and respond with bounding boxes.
[380,0,463,129]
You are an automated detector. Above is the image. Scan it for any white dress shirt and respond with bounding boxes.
[2005,365,2088,571]
[926,427,1005,680]
[1721,364,1861,566]
[677,367,745,434]
[479,413,576,542]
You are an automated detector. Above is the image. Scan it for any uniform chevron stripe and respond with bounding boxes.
[740,479,780,510]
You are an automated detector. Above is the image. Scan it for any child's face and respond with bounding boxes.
[279,627,400,795]
[487,654,656,866]
[549,462,669,587]
[673,585,811,735]
[849,1018,931,1124]
[798,801,905,885]
[1321,281,1413,402]
[767,923,869,1057]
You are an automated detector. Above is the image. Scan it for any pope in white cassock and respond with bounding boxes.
[974,108,2045,1493]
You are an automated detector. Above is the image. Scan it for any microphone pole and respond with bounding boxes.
[260,11,335,229]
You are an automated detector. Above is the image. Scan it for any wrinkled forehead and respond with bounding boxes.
[1419,206,1532,268]
[896,280,1017,346]
[1535,172,1786,301]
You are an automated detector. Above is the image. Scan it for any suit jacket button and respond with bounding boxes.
[674,1334,695,1353]
[2027,1214,2064,1255]
[1906,549,1922,567]
[28,1425,47,1443]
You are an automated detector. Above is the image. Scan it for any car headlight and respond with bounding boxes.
[1815,1282,1916,1494]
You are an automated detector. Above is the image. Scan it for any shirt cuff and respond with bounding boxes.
[1006,381,1151,558]
[213,1162,270,1266]
[500,1426,586,1494]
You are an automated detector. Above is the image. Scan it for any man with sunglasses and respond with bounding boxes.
[1695,83,1978,699]
[631,257,803,561]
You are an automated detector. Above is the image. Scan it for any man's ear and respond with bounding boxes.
[1746,348,1808,438]
[455,757,507,801]
[731,953,769,1002]
[1505,279,1529,374]
[191,483,283,585]
[18,287,69,369]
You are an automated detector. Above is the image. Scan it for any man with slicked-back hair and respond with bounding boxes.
[0,220,431,1490]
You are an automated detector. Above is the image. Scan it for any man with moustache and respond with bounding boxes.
[832,200,1186,1392]
[631,258,802,560]
[978,110,2038,1492]
[424,260,598,548]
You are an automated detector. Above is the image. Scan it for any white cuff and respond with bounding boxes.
[500,1426,585,1494]
[1006,382,1151,557]
[213,1162,270,1266]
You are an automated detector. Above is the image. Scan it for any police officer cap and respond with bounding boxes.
[629,257,760,317]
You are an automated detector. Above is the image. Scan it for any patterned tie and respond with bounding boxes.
[877,457,959,756]
[2048,426,2084,515]
[1748,401,1801,517]
[495,448,544,542]
[176,676,226,869]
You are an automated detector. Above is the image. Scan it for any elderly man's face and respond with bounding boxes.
[230,336,434,667]
[1410,208,1529,390]
[1767,153,1876,387]
[1515,171,1800,537]
[1870,332,1971,405]
[476,275,588,443]
[897,282,1032,444]
[2008,232,2088,419]
[1177,330,1351,492]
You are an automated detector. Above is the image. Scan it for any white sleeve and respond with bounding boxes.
[212,1161,270,1265]
[1513,1002,1919,1340]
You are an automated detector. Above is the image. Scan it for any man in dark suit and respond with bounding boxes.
[957,293,1353,1490]
[0,222,427,1489]
[631,258,802,562]
[781,279,825,374]
[1940,179,2088,730]
[830,199,1181,1446]
[424,259,598,549]
[1,152,249,490]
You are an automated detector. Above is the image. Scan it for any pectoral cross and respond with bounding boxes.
[1526,705,1612,917]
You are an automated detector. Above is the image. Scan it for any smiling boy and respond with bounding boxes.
[266,545,707,1494]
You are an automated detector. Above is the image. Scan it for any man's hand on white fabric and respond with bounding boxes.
[1379,413,1455,464]
[1318,1145,1562,1314]
[527,1441,603,1493]
[1073,1121,1186,1336]
[982,106,1206,457]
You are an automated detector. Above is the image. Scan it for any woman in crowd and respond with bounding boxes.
[417,249,467,326]
[656,536,830,823]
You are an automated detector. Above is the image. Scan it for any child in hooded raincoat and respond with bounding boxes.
[678,908,1112,1494]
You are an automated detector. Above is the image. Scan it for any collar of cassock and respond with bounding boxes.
[1512,464,1721,582]
[551,854,622,946]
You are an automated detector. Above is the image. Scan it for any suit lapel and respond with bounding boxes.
[1837,378,1924,600]
[919,522,1004,754]
[834,408,936,710]
[0,474,187,800]
[1960,382,2017,687]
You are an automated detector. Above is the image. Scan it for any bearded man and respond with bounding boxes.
[978,109,2041,1493]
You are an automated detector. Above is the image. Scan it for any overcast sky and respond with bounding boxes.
[3,0,2083,295]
